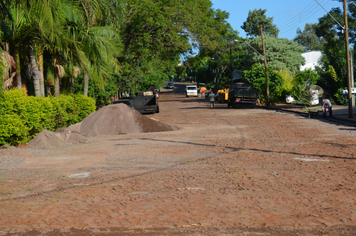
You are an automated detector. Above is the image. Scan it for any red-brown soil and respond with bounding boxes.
[1,83,356,235]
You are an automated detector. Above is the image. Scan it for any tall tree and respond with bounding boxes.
[76,0,121,96]
[314,6,347,85]
[241,8,279,38]
[241,35,305,73]
[119,0,215,90]
[294,23,325,52]
[29,0,72,97]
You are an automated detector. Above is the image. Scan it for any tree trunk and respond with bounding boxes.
[14,48,22,89]
[55,72,60,97]
[70,77,74,94]
[54,59,60,97]
[29,46,41,97]
[83,69,89,96]
[38,48,45,96]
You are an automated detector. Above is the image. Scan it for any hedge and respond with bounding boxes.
[0,89,96,146]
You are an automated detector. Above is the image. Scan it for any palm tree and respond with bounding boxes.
[1,5,32,90]
[75,0,121,96]
[29,0,79,97]
[1,0,122,98]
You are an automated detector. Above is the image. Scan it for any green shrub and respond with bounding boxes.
[0,113,30,146]
[49,95,77,128]
[72,94,96,120]
[334,87,348,105]
[244,64,284,104]
[279,69,295,97]
[0,89,96,146]
[0,89,27,114]
[22,97,55,138]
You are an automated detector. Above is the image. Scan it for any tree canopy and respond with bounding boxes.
[241,35,305,73]
[241,8,279,38]
[0,0,241,105]
[294,23,325,52]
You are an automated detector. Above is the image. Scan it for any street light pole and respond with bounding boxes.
[343,0,353,118]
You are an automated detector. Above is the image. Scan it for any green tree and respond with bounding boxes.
[27,0,71,97]
[119,0,229,91]
[74,0,121,97]
[243,64,283,104]
[241,8,279,38]
[292,69,320,102]
[315,7,348,88]
[0,2,32,90]
[294,23,325,52]
[279,68,295,96]
[241,35,305,73]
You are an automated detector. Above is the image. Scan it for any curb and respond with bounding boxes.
[260,106,356,125]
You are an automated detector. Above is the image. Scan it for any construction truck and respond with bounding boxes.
[114,90,159,114]
[217,89,229,103]
[227,82,259,108]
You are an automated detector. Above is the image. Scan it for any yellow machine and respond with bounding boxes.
[218,89,229,103]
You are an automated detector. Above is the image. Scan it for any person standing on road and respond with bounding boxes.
[321,98,332,118]
[209,91,216,109]
[201,88,205,98]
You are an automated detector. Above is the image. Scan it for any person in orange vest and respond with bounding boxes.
[201,88,205,98]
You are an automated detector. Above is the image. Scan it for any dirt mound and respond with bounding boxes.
[27,104,174,149]
[28,129,89,149]
[79,104,174,136]
[66,122,82,133]
[28,130,68,149]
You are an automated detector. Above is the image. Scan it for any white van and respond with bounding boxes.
[186,85,198,97]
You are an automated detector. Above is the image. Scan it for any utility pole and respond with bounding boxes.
[230,43,233,82]
[343,0,353,118]
[260,25,269,106]
[352,52,355,107]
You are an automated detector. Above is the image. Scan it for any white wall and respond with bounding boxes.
[300,51,323,71]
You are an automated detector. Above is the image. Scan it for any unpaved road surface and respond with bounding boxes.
[1,82,356,236]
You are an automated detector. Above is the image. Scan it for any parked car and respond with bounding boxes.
[167,82,174,89]
[186,85,198,97]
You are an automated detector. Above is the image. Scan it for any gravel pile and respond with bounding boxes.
[26,103,174,149]
[79,103,174,136]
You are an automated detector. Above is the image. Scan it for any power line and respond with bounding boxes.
[277,0,325,29]
[314,0,344,29]
[279,8,333,35]
[278,0,331,32]
[278,0,341,37]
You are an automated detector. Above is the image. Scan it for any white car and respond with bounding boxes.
[186,85,198,97]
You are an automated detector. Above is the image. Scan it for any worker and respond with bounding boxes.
[209,91,216,109]
[201,88,205,98]
[321,98,332,118]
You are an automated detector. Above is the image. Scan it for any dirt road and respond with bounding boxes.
[1,82,356,235]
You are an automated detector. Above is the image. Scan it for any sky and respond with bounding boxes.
[210,0,344,40]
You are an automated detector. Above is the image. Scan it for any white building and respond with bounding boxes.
[300,51,323,71]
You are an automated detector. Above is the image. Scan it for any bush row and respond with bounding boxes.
[0,89,96,146]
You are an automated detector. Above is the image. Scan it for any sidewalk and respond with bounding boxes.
[266,104,356,125]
